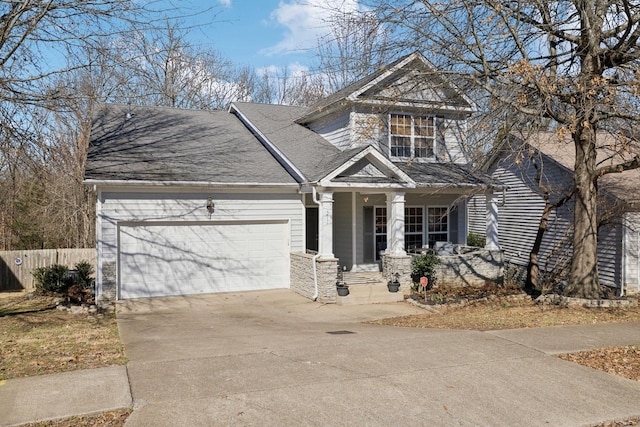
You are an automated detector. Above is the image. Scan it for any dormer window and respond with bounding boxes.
[389,113,435,159]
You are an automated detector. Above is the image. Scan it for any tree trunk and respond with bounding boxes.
[565,127,600,298]
[526,200,552,292]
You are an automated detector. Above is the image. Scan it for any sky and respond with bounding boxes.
[174,0,362,72]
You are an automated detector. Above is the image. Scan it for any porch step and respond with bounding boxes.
[342,272,383,285]
[338,272,406,305]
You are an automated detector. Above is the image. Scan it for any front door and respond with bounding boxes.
[363,207,374,262]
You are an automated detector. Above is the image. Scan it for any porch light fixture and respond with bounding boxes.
[206,196,215,218]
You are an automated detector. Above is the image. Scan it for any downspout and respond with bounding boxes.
[620,215,627,297]
[311,186,321,301]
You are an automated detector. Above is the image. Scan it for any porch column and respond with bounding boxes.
[318,190,335,258]
[387,191,406,255]
[485,190,500,250]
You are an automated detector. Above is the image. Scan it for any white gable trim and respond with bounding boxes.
[347,52,476,113]
[317,145,415,187]
[229,103,307,183]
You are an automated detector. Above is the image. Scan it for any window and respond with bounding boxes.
[405,207,423,250]
[390,113,435,159]
[374,207,387,260]
[373,206,448,256]
[427,207,448,247]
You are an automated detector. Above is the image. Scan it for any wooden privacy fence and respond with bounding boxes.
[0,248,96,292]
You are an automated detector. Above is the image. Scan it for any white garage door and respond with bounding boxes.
[118,221,290,299]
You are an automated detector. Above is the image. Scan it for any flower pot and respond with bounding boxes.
[337,285,349,296]
[387,282,400,293]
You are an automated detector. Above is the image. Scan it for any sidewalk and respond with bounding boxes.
[0,366,131,427]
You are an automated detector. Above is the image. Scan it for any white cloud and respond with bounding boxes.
[262,0,361,55]
[218,0,231,6]
[256,62,310,77]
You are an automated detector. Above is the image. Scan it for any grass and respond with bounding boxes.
[0,295,127,380]
[373,297,640,331]
[17,409,132,427]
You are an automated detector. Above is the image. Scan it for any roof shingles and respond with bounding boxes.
[85,104,297,185]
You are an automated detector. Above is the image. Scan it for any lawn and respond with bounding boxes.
[0,295,126,380]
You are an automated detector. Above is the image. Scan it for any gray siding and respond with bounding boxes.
[97,189,305,293]
[307,110,351,151]
[598,221,622,288]
[467,195,486,236]
[481,157,574,276]
[309,106,470,165]
[333,192,353,269]
[624,212,640,292]
[470,147,629,289]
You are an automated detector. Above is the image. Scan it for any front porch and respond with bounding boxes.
[290,188,502,304]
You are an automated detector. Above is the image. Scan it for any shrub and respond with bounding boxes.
[74,260,95,290]
[467,232,486,248]
[411,251,441,284]
[32,264,71,294]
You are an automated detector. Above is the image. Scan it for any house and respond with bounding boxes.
[84,51,502,303]
[468,131,640,295]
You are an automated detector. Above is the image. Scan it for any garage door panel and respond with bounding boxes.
[119,222,289,299]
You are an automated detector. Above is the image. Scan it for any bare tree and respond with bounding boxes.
[253,65,326,106]
[0,2,219,249]
[312,7,392,92]
[119,21,248,110]
[372,0,640,298]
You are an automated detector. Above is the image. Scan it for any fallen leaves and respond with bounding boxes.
[558,346,640,381]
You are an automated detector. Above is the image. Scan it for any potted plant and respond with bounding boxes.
[336,269,349,296]
[387,272,401,292]
[336,283,350,296]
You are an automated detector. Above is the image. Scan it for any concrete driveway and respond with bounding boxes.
[117,290,640,426]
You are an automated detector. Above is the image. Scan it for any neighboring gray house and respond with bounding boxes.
[468,132,640,295]
[85,51,501,303]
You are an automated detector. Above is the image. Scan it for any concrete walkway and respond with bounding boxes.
[2,289,640,426]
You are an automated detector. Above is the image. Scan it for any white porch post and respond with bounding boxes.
[485,190,500,250]
[318,190,335,258]
[387,192,406,255]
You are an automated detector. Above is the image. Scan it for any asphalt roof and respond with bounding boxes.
[231,102,345,181]
[500,131,640,205]
[397,161,499,188]
[85,104,297,185]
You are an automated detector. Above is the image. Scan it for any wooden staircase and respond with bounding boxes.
[337,271,406,305]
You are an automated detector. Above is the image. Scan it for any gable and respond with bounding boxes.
[296,51,474,125]
[333,158,401,184]
[357,62,471,109]
[319,146,415,187]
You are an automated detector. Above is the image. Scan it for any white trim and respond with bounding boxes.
[405,205,425,250]
[388,112,437,162]
[84,179,299,189]
[347,52,476,112]
[96,188,103,300]
[229,103,307,183]
[427,205,450,246]
[318,145,416,187]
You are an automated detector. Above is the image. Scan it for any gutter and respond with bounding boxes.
[83,179,299,189]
